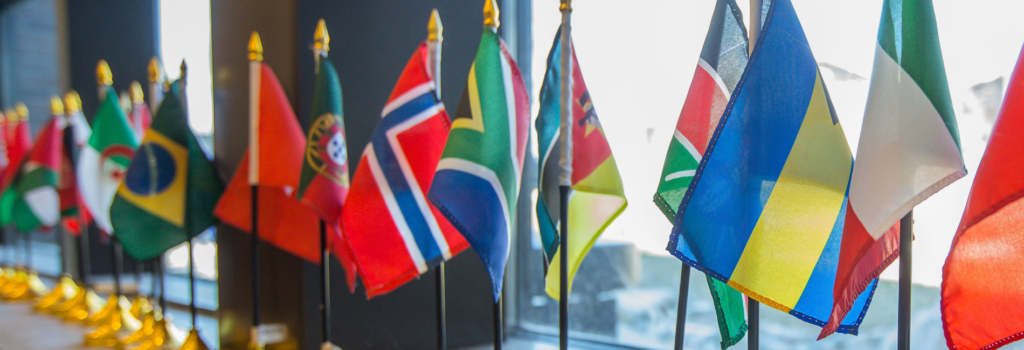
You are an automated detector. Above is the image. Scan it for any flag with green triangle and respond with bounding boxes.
[110,81,225,261]
[7,115,65,232]
[77,87,138,235]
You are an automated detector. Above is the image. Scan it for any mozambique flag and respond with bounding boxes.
[110,81,224,261]
[77,87,138,234]
[296,55,358,289]
[7,113,64,231]
[821,0,965,338]
[668,0,876,333]
[941,45,1024,350]
[535,30,626,300]
[428,26,530,300]
[655,0,749,347]
[342,42,468,298]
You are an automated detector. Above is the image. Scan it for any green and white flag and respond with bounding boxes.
[5,116,64,231]
[77,88,139,234]
[821,0,965,338]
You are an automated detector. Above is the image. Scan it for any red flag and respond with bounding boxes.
[129,102,153,140]
[342,43,468,298]
[214,63,357,290]
[941,47,1024,350]
[0,116,33,192]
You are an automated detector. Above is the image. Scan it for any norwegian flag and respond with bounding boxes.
[342,42,468,298]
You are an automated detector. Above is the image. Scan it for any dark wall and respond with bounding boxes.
[295,1,523,349]
[0,0,62,133]
[67,0,157,118]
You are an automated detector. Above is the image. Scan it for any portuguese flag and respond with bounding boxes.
[7,115,64,231]
[111,81,224,261]
[820,0,965,338]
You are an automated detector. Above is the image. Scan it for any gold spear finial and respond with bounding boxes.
[483,0,500,28]
[96,60,113,86]
[15,103,28,121]
[428,9,443,43]
[50,96,64,116]
[180,60,188,81]
[3,109,14,123]
[129,81,144,104]
[148,57,162,83]
[560,0,572,12]
[64,91,81,114]
[314,19,330,53]
[249,31,264,62]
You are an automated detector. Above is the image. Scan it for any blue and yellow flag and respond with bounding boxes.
[668,0,877,333]
[111,81,224,261]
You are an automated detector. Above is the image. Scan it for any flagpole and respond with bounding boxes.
[897,211,912,350]
[247,31,266,350]
[483,1,507,347]
[747,2,762,349]
[427,10,447,350]
[557,1,573,349]
[672,264,690,350]
[65,91,92,290]
[148,57,165,113]
[313,20,336,350]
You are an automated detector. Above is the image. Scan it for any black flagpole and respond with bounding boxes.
[673,265,691,350]
[558,186,569,350]
[493,295,503,350]
[436,263,446,350]
[187,239,197,327]
[24,230,31,271]
[320,220,331,346]
[157,257,166,314]
[251,185,261,332]
[111,239,123,297]
[897,211,913,350]
[748,297,759,350]
[77,218,91,287]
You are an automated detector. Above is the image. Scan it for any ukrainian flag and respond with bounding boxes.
[111,81,224,261]
[668,0,877,333]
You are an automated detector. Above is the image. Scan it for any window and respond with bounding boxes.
[515,0,1024,348]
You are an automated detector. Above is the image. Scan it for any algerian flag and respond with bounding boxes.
[821,0,965,338]
[77,88,139,234]
[9,116,65,231]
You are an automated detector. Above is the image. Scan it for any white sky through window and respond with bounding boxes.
[533,0,1024,288]
[159,0,213,135]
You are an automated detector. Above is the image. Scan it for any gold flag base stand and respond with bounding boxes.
[321,341,341,350]
[83,302,126,347]
[58,287,105,321]
[34,275,78,312]
[128,316,187,350]
[121,311,156,345]
[3,271,48,301]
[0,268,27,296]
[178,329,210,350]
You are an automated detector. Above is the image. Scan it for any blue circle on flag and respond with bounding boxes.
[124,144,177,195]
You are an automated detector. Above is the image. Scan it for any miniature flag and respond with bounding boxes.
[296,55,359,289]
[820,0,965,338]
[129,100,152,141]
[111,81,224,261]
[940,46,1024,350]
[58,103,92,234]
[7,116,64,231]
[669,0,877,333]
[0,112,32,193]
[654,0,749,346]
[536,30,626,300]
[428,27,530,300]
[215,63,350,275]
[77,88,138,234]
[342,42,469,298]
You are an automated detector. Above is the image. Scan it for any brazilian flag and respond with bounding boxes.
[111,80,224,261]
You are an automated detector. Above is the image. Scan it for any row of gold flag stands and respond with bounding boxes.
[0,58,200,349]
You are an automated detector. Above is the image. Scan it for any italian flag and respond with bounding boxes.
[8,116,65,231]
[820,0,964,338]
[77,89,139,234]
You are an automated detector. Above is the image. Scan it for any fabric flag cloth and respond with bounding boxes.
[535,30,626,300]
[819,0,965,338]
[296,56,359,290]
[667,0,878,333]
[0,116,35,226]
[215,63,349,274]
[428,27,530,301]
[6,116,64,232]
[58,107,92,235]
[654,0,749,347]
[940,46,1024,350]
[77,88,139,235]
[110,81,224,261]
[342,42,469,298]
[129,101,153,142]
